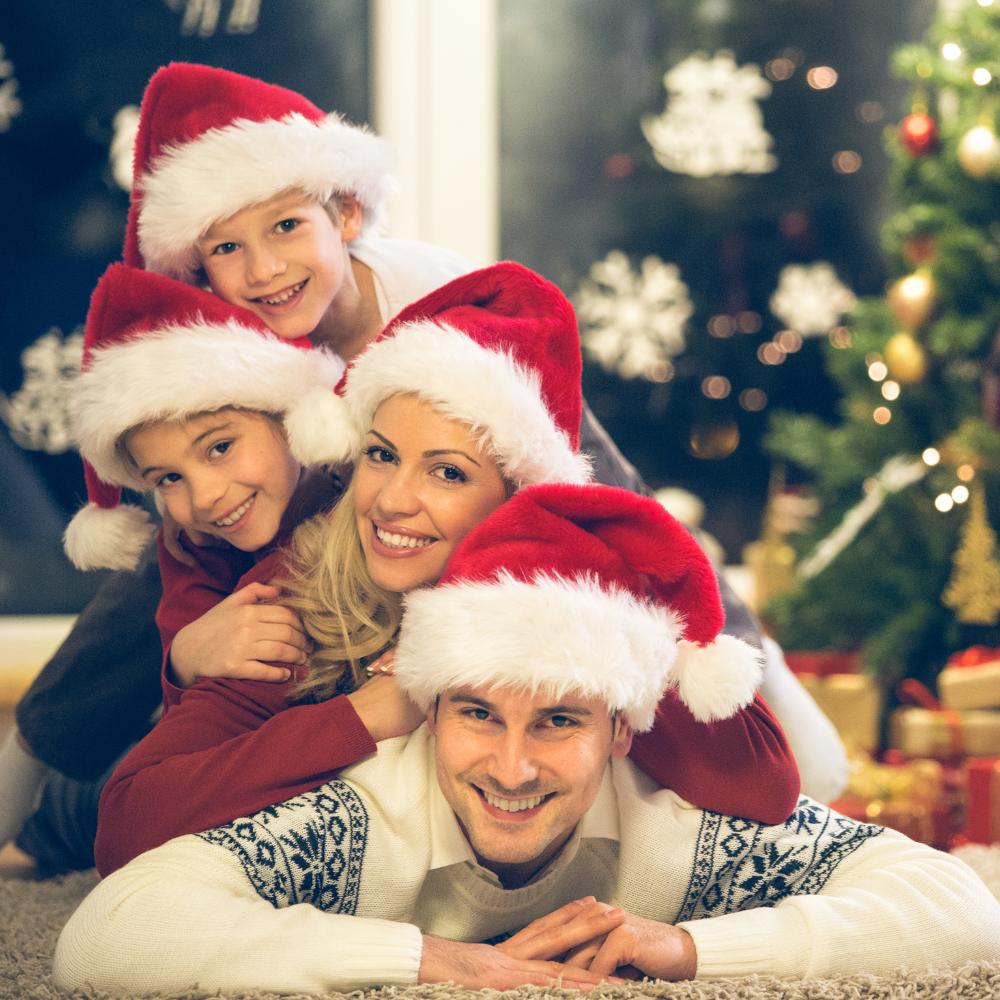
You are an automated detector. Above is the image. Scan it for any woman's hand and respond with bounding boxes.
[169,582,309,688]
[346,669,425,743]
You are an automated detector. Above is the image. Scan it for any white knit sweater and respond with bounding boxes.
[54,727,1000,994]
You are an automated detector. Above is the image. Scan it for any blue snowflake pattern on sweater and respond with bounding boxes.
[196,782,368,913]
[676,797,884,921]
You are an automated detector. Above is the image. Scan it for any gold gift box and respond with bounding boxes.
[938,659,1000,711]
[797,673,881,753]
[890,706,1000,759]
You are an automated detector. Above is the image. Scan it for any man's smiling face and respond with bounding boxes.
[428,685,633,887]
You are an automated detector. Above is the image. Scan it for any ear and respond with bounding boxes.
[424,697,440,734]
[339,195,363,242]
[610,716,633,759]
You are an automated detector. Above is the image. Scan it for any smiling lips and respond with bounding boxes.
[254,279,307,307]
[373,523,436,551]
[214,494,255,530]
[478,787,551,820]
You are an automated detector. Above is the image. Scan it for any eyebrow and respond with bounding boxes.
[139,420,235,478]
[446,692,593,720]
[367,429,482,467]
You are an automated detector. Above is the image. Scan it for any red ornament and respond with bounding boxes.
[899,112,939,156]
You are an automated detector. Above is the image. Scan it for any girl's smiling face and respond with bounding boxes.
[353,393,511,594]
[126,408,301,552]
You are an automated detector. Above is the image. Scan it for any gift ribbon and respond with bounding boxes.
[948,645,1000,669]
[897,678,965,758]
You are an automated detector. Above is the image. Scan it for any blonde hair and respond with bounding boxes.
[282,478,403,702]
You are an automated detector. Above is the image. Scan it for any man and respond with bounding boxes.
[53,484,1000,994]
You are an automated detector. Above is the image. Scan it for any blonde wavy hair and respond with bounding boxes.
[282,478,403,702]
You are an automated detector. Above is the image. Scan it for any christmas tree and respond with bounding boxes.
[764,0,1000,696]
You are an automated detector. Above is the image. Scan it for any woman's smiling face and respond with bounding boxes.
[353,393,510,594]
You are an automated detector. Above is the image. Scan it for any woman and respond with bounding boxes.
[94,262,794,876]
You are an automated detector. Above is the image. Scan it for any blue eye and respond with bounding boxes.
[157,472,181,487]
[211,241,239,256]
[364,445,396,464]
[432,464,467,483]
[546,714,578,729]
[276,218,299,233]
[208,440,232,459]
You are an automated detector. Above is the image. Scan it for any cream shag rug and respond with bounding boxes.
[2,846,999,1000]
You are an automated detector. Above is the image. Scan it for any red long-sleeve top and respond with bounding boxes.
[95,541,799,877]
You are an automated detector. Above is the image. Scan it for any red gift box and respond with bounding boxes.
[785,650,860,678]
[963,757,1000,845]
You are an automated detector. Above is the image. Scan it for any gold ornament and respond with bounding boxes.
[957,123,1000,179]
[884,331,928,383]
[943,482,1000,625]
[886,271,937,330]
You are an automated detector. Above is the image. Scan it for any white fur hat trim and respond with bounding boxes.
[63,502,155,572]
[71,321,344,489]
[139,112,396,282]
[336,322,592,487]
[396,572,682,732]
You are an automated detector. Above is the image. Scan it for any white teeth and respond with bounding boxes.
[375,526,433,549]
[482,791,545,813]
[260,281,304,305]
[215,496,254,527]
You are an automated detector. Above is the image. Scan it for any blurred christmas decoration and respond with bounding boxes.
[641,50,776,177]
[654,486,725,566]
[886,270,937,329]
[939,646,1000,711]
[109,105,140,191]
[956,122,1000,179]
[898,110,938,156]
[883,330,928,383]
[576,250,693,380]
[163,0,261,36]
[768,262,857,336]
[0,327,83,454]
[764,0,1000,707]
[0,43,22,132]
[943,483,1000,626]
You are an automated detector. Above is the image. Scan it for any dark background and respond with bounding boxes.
[0,0,932,611]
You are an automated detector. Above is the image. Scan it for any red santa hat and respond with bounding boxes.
[296,261,592,487]
[395,483,764,729]
[124,62,394,281]
[64,263,344,572]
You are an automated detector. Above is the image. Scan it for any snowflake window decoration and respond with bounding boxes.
[642,50,776,177]
[0,328,84,454]
[164,0,261,36]
[0,44,23,133]
[576,251,694,381]
[110,105,140,192]
[769,262,856,336]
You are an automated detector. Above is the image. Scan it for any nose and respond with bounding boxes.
[488,730,541,793]
[373,467,421,519]
[189,470,228,516]
[244,243,286,285]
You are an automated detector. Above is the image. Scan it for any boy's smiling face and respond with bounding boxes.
[126,408,301,552]
[197,191,361,344]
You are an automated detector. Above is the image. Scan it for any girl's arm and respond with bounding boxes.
[629,689,800,824]
[94,675,377,876]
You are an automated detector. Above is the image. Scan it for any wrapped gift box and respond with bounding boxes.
[830,752,962,850]
[785,650,860,678]
[796,671,881,753]
[890,706,1000,759]
[938,646,1000,711]
[964,757,1000,845]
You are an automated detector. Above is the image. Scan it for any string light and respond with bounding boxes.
[957,463,976,481]
[873,406,892,424]
[708,315,736,338]
[739,388,768,411]
[942,42,962,61]
[833,150,862,173]
[807,66,838,90]
[829,326,852,348]
[952,485,970,504]
[868,360,888,381]
[973,67,993,86]
[702,375,732,399]
[922,447,941,466]
[881,380,901,400]
[935,493,955,512]
[775,329,803,352]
